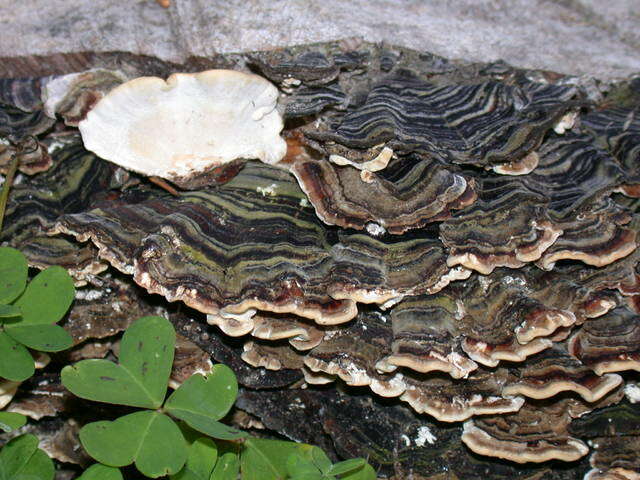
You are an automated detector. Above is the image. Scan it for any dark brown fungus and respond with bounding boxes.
[568,307,640,374]
[376,292,478,379]
[170,335,213,388]
[400,368,525,422]
[570,402,640,480]
[241,341,306,371]
[54,161,467,327]
[42,69,128,126]
[462,400,589,463]
[304,77,576,171]
[440,177,559,274]
[502,345,622,402]
[290,153,476,234]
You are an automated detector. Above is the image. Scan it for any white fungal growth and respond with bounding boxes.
[79,70,287,183]
[624,383,640,403]
[415,426,437,446]
[256,183,278,196]
[365,222,386,236]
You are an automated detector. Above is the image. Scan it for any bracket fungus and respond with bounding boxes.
[78,69,287,188]
[4,41,640,478]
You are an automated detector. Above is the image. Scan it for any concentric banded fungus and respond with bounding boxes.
[208,311,323,351]
[0,140,51,176]
[502,345,623,402]
[303,311,399,392]
[440,177,559,274]
[17,237,106,287]
[10,41,640,478]
[305,76,575,171]
[441,133,635,274]
[0,101,54,175]
[78,70,287,188]
[42,69,128,126]
[291,154,476,234]
[283,83,347,118]
[248,50,341,87]
[399,369,525,422]
[54,161,466,326]
[570,402,640,480]
[456,272,575,366]
[0,77,44,112]
[242,341,306,371]
[0,101,54,141]
[1,140,125,246]
[295,311,522,421]
[462,400,589,463]
[537,198,636,271]
[376,293,478,379]
[568,307,640,374]
[582,107,640,189]
[528,134,635,269]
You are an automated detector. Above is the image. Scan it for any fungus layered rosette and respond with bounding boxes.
[3,41,640,478]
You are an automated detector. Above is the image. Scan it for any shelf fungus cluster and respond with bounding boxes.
[2,42,640,478]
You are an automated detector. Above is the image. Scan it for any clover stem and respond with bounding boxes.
[0,151,19,237]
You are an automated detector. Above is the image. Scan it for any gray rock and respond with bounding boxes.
[1,0,639,80]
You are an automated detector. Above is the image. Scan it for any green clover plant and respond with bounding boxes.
[0,434,54,480]
[61,315,376,480]
[0,247,75,382]
[243,439,375,480]
[0,412,27,433]
[61,316,245,478]
[0,411,26,433]
[76,464,123,480]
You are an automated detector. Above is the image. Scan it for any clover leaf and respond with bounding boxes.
[79,410,187,477]
[61,316,245,478]
[171,437,218,480]
[77,464,123,480]
[285,447,372,480]
[0,434,54,480]
[62,316,175,408]
[0,411,26,433]
[209,443,240,480]
[0,248,75,382]
[165,365,246,440]
[240,439,338,480]
[0,247,27,304]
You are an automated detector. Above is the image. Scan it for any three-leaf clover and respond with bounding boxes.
[240,439,375,480]
[61,316,246,478]
[0,434,55,480]
[0,247,75,382]
[286,448,371,480]
[0,411,26,433]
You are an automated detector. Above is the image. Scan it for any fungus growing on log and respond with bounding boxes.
[78,70,287,188]
[4,41,640,478]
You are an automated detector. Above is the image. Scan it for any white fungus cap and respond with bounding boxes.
[78,69,287,183]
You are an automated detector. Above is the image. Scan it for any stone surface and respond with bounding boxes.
[1,0,639,80]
